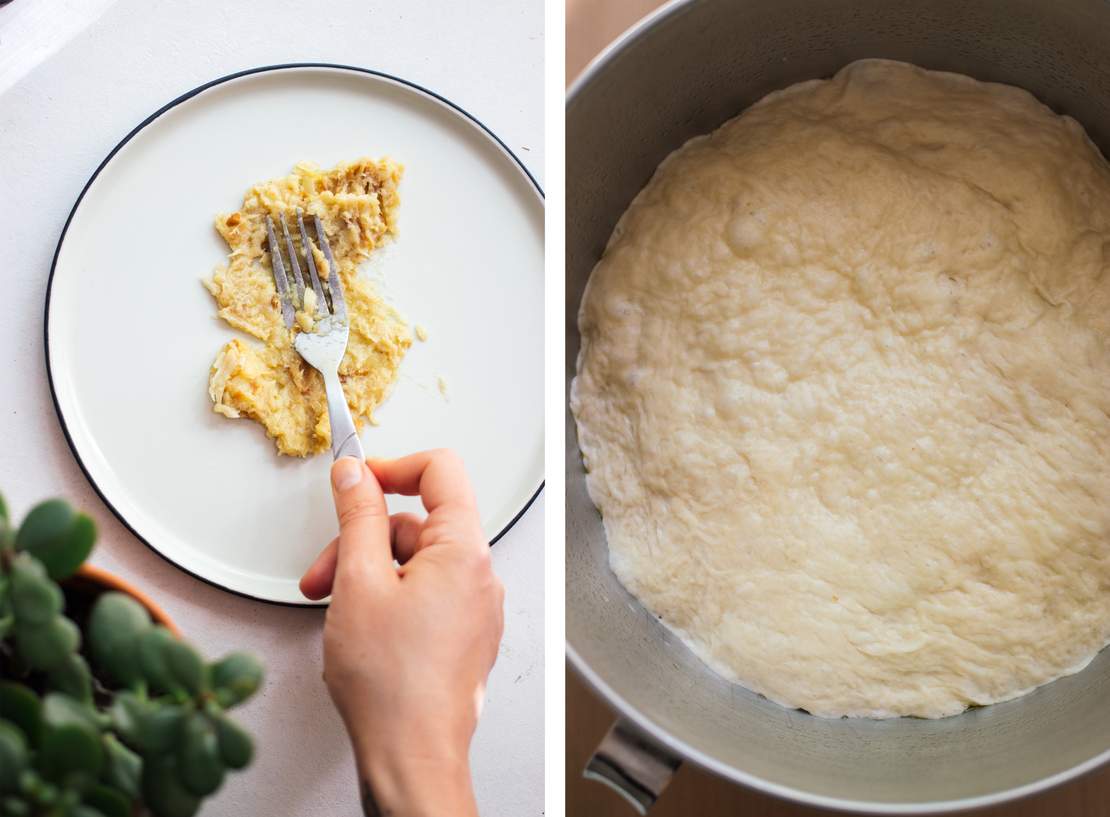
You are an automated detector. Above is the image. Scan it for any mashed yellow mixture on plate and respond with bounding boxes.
[205,159,411,456]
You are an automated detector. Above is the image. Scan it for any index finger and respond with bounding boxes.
[367,448,478,517]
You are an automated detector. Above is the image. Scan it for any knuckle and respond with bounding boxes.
[468,546,493,572]
[338,497,385,527]
[429,447,461,466]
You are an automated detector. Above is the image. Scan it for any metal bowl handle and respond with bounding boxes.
[584,718,683,812]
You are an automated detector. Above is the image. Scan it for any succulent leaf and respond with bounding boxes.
[0,721,28,792]
[15,500,73,552]
[37,722,104,787]
[164,642,205,696]
[88,593,150,686]
[176,713,224,797]
[8,554,63,625]
[0,796,30,816]
[0,494,10,553]
[136,627,179,694]
[52,514,96,581]
[0,684,42,747]
[14,617,80,671]
[141,757,200,817]
[16,769,40,797]
[140,707,186,757]
[101,734,141,799]
[107,693,148,747]
[46,654,93,704]
[84,783,130,817]
[15,501,94,580]
[209,653,262,707]
[42,694,99,733]
[210,712,252,770]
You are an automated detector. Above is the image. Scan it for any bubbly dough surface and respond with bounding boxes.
[205,159,412,456]
[571,60,1110,718]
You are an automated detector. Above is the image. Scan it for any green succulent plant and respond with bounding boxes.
[0,493,262,817]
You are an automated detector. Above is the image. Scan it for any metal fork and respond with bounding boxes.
[265,208,364,461]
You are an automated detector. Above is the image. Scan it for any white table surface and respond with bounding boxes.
[0,1,545,815]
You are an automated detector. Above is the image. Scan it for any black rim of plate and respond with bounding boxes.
[43,62,545,608]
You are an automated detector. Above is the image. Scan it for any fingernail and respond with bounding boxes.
[332,457,363,491]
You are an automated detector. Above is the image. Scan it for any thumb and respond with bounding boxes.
[331,456,394,589]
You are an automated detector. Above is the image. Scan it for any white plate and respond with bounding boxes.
[46,64,544,604]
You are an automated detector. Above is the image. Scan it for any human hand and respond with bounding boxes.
[300,450,505,817]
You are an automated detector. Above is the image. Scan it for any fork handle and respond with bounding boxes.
[323,370,365,462]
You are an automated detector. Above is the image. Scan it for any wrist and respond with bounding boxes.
[354,736,476,817]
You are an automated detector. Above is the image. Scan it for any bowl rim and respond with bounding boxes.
[565,0,1110,810]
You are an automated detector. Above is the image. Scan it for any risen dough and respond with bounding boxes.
[571,60,1110,718]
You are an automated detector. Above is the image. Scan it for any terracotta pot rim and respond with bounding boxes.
[74,564,181,637]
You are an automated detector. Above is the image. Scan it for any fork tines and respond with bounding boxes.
[265,209,347,329]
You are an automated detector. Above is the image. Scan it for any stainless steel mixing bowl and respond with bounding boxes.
[566,0,1110,811]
